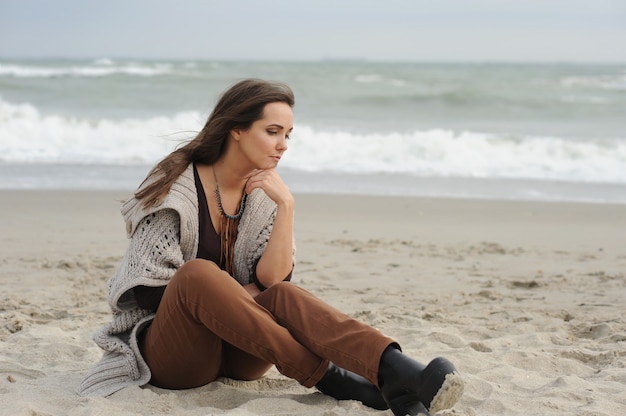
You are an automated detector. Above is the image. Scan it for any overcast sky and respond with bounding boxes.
[1,0,625,62]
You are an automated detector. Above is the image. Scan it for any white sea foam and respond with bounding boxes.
[0,63,174,78]
[281,126,626,183]
[1,98,625,184]
[560,73,626,91]
[560,95,612,104]
[354,74,407,87]
[0,98,199,164]
[92,58,116,66]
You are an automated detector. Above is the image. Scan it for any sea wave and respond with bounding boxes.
[1,98,624,183]
[354,74,407,87]
[0,62,176,78]
[282,126,626,183]
[560,73,626,91]
[0,98,199,163]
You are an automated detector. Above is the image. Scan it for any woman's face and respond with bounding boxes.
[234,102,294,170]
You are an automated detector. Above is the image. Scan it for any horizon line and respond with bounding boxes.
[1,56,625,65]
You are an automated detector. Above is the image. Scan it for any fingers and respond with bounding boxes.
[244,169,291,205]
[244,169,266,194]
[244,169,275,188]
[242,169,262,179]
[243,169,267,194]
[245,172,276,195]
[245,177,257,195]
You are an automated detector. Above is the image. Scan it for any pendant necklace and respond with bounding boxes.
[212,166,247,220]
[212,165,247,275]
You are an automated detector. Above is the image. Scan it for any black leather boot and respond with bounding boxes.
[379,347,464,415]
[315,362,388,410]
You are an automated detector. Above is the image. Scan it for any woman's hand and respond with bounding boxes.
[243,168,294,207]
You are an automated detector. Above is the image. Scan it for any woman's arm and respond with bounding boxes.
[255,199,294,287]
[244,169,294,288]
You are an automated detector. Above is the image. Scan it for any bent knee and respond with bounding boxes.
[264,280,293,293]
[260,281,300,301]
[178,258,219,275]
[255,281,304,310]
[170,259,222,288]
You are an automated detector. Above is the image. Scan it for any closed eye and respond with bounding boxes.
[268,130,292,140]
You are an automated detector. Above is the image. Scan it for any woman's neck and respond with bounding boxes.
[211,154,250,191]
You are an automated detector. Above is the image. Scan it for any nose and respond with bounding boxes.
[277,134,288,151]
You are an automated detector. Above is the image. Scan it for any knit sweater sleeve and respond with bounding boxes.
[76,208,185,397]
[108,208,184,312]
[233,189,296,286]
[77,167,197,398]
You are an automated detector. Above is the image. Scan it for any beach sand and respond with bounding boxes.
[1,190,625,415]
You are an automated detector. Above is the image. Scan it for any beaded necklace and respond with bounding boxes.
[212,166,247,275]
[213,174,247,220]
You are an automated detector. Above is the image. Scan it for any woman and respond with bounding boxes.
[77,79,464,415]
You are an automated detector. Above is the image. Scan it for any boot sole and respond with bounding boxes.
[429,371,464,413]
[388,393,430,416]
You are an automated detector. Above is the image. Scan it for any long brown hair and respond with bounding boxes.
[135,79,295,208]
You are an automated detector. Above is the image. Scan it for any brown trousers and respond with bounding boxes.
[140,259,395,390]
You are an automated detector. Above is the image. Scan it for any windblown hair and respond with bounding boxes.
[135,79,295,208]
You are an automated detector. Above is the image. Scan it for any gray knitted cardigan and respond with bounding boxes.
[77,164,293,397]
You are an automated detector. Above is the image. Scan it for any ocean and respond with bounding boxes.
[1,59,625,203]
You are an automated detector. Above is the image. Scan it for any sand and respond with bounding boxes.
[1,190,625,415]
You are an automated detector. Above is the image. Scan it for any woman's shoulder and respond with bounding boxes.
[122,164,198,237]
